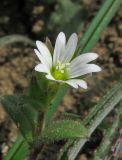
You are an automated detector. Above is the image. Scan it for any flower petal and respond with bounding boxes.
[61,33,78,63]
[66,79,87,89]
[35,63,48,73]
[69,64,102,78]
[75,79,87,89]
[70,53,98,69]
[65,80,78,88]
[34,49,50,70]
[34,49,43,62]
[36,41,52,68]
[53,32,66,65]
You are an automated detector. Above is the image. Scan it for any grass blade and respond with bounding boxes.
[78,0,122,53]
[94,102,122,160]
[4,135,28,160]
[68,80,122,160]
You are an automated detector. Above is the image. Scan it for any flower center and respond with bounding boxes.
[51,61,70,80]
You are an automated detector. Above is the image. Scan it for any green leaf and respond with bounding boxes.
[95,103,122,159]
[83,79,122,126]
[39,120,88,142]
[68,80,122,160]
[20,96,44,112]
[4,136,28,160]
[19,102,38,135]
[59,79,122,160]
[1,95,35,142]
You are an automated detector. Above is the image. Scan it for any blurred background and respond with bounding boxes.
[0,0,122,159]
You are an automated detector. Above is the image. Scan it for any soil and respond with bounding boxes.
[0,0,122,159]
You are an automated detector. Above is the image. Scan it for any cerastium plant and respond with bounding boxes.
[0,0,122,160]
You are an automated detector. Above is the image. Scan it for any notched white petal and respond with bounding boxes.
[70,52,99,69]
[35,63,48,73]
[66,80,78,88]
[89,64,102,72]
[53,32,66,65]
[75,79,87,89]
[69,64,102,78]
[34,49,43,62]
[34,49,50,70]
[62,33,78,63]
[66,79,87,89]
[36,41,52,68]
[36,41,50,56]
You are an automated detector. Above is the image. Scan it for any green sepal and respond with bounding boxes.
[29,73,47,106]
[36,73,60,105]
[45,37,53,54]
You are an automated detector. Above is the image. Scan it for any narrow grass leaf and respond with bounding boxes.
[68,80,122,160]
[4,136,28,160]
[78,0,122,53]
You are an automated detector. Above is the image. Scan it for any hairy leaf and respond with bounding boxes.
[1,95,36,142]
[39,120,87,141]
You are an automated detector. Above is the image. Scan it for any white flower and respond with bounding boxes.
[34,32,101,89]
